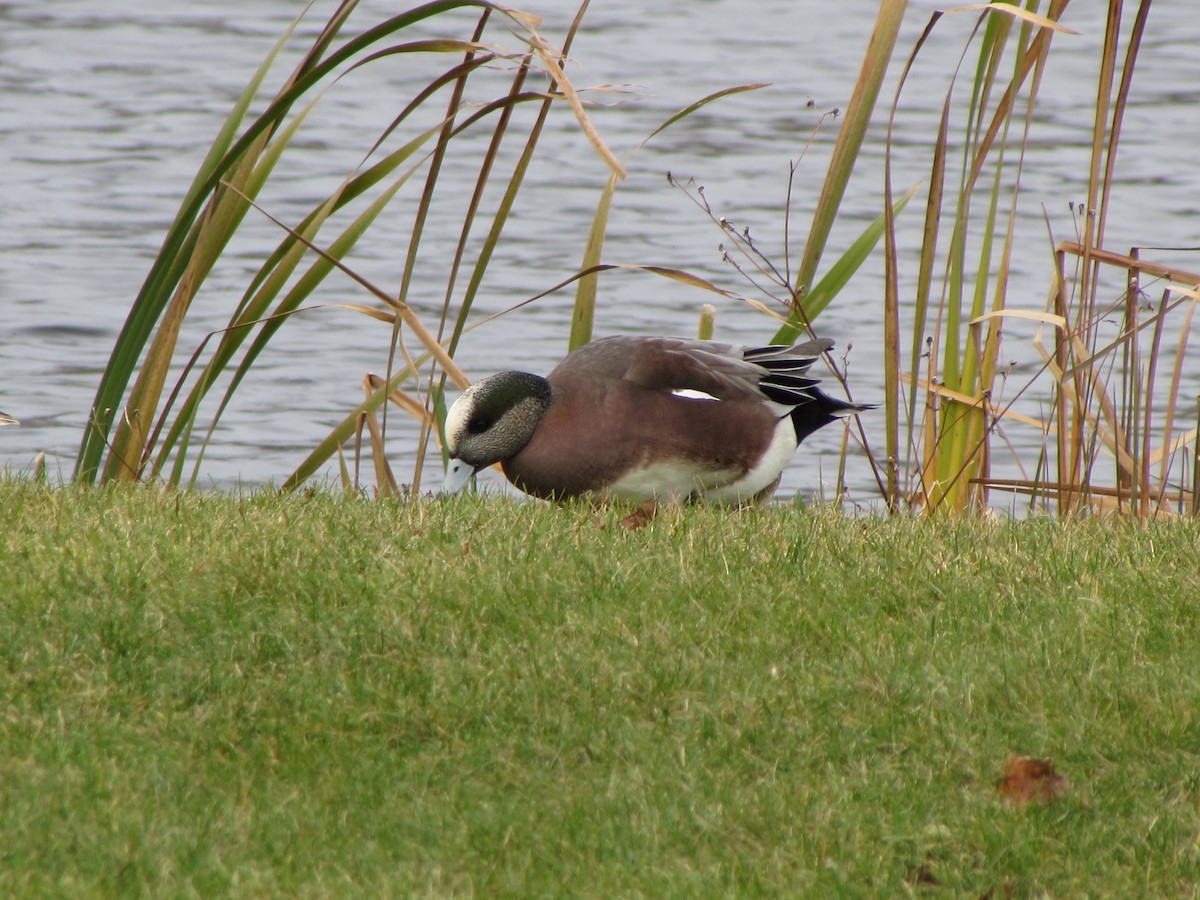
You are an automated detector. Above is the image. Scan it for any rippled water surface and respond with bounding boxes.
[3,1,1199,503]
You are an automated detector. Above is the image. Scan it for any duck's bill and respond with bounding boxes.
[440,458,478,495]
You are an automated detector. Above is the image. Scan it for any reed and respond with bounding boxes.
[661,0,1197,517]
[72,1,621,493]
[881,0,1196,517]
[72,0,769,498]
[73,0,1196,519]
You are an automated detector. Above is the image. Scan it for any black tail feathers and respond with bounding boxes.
[789,390,874,444]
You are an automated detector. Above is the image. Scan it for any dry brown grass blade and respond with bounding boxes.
[1148,427,1200,469]
[360,375,401,499]
[1044,347,1171,506]
[523,31,626,180]
[1048,246,1199,510]
[460,262,769,336]
[220,182,470,389]
[1155,288,1199,499]
[977,477,1193,515]
[366,373,432,427]
[1036,326,1137,477]
[1074,3,1129,347]
[332,303,399,325]
[1055,242,1200,297]
[1091,3,1150,262]
[943,3,1078,34]
[493,5,542,30]
[901,373,1050,432]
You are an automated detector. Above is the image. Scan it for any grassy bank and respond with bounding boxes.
[1,479,1198,895]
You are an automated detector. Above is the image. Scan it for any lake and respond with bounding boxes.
[3,0,1199,506]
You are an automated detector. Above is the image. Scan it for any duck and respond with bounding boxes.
[441,335,871,505]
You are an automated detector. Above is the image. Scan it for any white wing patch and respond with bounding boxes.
[671,388,720,401]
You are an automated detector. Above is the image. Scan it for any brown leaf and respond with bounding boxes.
[616,498,659,531]
[997,755,1068,807]
[905,862,941,887]
[980,879,1016,899]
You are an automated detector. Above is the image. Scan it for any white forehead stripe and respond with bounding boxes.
[444,382,482,452]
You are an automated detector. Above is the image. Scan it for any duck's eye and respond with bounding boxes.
[467,417,491,434]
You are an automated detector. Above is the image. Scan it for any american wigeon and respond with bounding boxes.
[441,335,871,504]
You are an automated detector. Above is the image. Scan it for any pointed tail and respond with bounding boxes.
[790,390,874,444]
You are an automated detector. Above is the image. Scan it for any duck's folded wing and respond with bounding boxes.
[550,335,838,407]
[742,338,832,371]
[621,339,769,401]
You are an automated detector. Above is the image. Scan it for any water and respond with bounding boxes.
[2,0,1199,505]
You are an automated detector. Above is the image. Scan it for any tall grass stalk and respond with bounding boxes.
[74,0,1196,515]
[74,1,619,492]
[879,0,1196,517]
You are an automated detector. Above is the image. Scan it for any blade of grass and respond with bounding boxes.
[570,84,769,352]
[772,185,919,347]
[792,0,906,319]
[76,0,514,485]
[569,171,617,352]
[77,17,306,483]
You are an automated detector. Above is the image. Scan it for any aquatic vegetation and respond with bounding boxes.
[76,0,1196,518]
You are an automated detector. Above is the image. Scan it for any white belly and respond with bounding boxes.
[605,418,796,504]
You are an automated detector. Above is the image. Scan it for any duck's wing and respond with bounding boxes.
[627,337,836,407]
[742,338,832,371]
[550,335,837,406]
[546,336,753,401]
[743,339,833,405]
[617,337,778,401]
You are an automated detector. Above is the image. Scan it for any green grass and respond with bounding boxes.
[2,479,1199,895]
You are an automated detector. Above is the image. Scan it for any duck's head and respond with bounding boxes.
[441,371,553,494]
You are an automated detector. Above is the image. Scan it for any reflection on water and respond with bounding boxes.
[2,0,1198,505]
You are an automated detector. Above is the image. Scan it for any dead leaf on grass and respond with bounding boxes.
[905,861,941,887]
[996,755,1068,807]
[616,498,659,531]
[977,879,1016,899]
